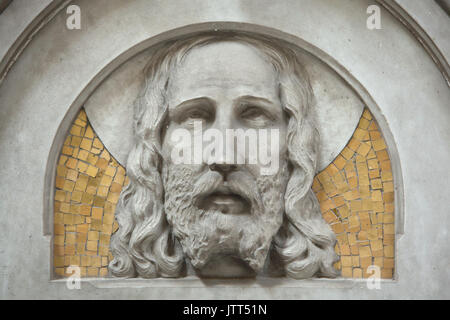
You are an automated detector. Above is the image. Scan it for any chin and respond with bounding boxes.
[168,206,280,277]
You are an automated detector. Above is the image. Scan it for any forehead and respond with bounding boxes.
[167,41,280,105]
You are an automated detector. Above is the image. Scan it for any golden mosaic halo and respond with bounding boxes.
[53,107,395,279]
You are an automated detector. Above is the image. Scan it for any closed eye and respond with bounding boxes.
[240,106,275,127]
[170,97,215,128]
[179,107,213,127]
[186,109,210,120]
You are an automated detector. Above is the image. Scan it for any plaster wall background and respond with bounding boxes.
[0,0,449,299]
[0,0,52,60]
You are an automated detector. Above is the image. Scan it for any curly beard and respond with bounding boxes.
[162,162,289,274]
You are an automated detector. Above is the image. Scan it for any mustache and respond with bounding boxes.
[191,170,263,213]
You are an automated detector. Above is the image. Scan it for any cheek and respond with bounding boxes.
[161,126,175,160]
[246,127,288,177]
[278,129,288,155]
[161,126,206,177]
[161,125,192,161]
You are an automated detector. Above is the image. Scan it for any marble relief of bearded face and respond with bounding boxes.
[109,34,339,279]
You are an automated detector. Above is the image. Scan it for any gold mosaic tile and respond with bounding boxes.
[313,108,395,279]
[54,107,394,279]
[53,109,127,278]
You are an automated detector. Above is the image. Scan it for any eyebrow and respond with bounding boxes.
[234,95,282,119]
[169,97,216,112]
[234,95,278,107]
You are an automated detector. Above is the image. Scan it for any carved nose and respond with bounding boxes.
[209,163,238,175]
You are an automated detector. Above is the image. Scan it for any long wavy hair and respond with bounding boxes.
[109,32,339,279]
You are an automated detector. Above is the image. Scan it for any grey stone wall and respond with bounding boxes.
[0,0,449,299]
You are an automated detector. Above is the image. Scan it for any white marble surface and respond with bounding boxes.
[395,0,450,62]
[0,0,449,299]
[0,0,52,62]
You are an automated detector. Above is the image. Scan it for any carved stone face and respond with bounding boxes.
[161,42,290,277]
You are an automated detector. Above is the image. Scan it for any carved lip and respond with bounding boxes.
[196,185,251,215]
